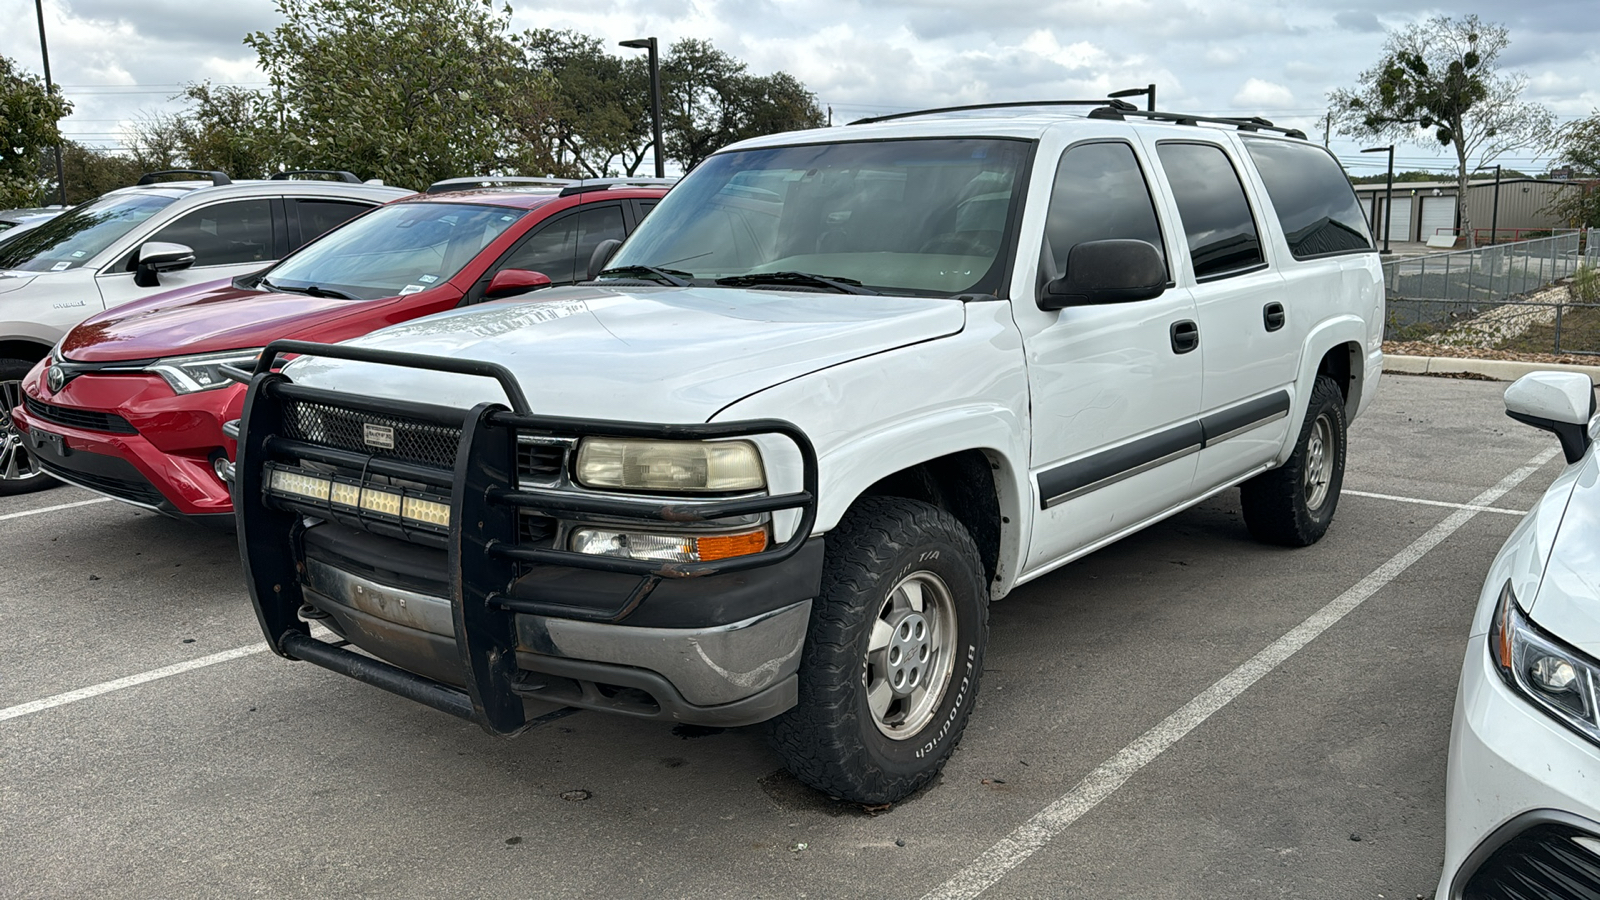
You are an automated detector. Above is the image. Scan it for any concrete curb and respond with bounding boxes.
[1384,354,1600,383]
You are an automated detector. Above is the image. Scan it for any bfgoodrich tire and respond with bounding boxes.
[769,496,988,804]
[1240,374,1347,546]
[0,358,58,497]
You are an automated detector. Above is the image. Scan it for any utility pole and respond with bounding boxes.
[34,0,67,206]
[1324,111,1332,149]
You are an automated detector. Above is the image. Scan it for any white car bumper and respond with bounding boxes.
[1438,633,1600,898]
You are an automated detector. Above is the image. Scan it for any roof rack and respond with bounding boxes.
[1088,106,1307,139]
[557,177,678,196]
[849,99,1135,126]
[269,169,363,183]
[424,176,576,195]
[137,169,232,187]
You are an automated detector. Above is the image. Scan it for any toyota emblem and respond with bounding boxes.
[46,364,64,393]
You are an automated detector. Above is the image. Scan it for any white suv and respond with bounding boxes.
[229,101,1385,803]
[0,170,409,492]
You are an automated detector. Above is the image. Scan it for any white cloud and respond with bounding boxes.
[1232,78,1295,109]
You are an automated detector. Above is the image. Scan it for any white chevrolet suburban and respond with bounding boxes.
[230,100,1384,803]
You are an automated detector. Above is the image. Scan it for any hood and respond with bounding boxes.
[63,279,417,362]
[284,285,967,423]
[1527,451,1600,657]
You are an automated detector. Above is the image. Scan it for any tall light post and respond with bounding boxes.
[1474,163,1503,246]
[620,37,664,178]
[1108,83,1157,111]
[1362,145,1396,255]
[34,0,66,206]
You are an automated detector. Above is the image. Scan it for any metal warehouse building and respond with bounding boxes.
[1351,178,1590,245]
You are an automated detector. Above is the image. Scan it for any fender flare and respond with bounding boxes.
[1279,315,1368,459]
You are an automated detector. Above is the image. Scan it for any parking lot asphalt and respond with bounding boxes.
[0,372,1565,899]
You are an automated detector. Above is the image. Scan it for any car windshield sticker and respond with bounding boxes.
[50,261,71,271]
[70,250,86,258]
[418,274,439,283]
[398,284,426,295]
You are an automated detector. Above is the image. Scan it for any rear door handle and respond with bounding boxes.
[1264,302,1286,332]
[1170,319,1199,354]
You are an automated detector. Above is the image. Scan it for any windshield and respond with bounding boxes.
[262,202,525,301]
[605,138,1030,296]
[0,193,176,272]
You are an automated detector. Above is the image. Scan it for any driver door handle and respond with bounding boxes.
[1170,320,1199,354]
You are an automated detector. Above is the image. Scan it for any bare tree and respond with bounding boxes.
[1329,15,1554,247]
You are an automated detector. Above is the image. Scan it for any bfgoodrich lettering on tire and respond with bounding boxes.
[769,496,988,804]
[1240,374,1347,546]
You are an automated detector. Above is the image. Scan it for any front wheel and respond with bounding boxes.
[1240,374,1347,546]
[0,359,58,496]
[769,496,988,804]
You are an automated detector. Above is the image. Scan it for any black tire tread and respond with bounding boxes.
[0,357,59,497]
[1239,374,1347,547]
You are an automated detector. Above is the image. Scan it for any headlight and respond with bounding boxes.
[1491,581,1600,743]
[146,349,263,394]
[573,438,765,492]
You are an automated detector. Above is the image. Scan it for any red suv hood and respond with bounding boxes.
[63,280,434,362]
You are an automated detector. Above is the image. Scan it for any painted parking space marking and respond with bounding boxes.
[0,497,111,523]
[1343,489,1527,516]
[921,445,1560,900]
[0,643,268,723]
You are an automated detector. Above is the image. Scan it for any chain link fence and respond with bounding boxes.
[1383,230,1600,355]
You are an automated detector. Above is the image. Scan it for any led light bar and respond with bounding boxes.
[264,465,451,531]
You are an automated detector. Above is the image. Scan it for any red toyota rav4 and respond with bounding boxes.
[11,178,671,523]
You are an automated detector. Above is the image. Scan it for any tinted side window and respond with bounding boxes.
[1241,138,1373,259]
[1155,143,1265,280]
[294,199,373,246]
[501,213,578,284]
[149,199,275,267]
[1045,142,1166,277]
[573,205,626,278]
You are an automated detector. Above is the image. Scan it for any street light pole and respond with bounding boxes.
[34,0,66,206]
[1363,145,1395,255]
[620,37,664,178]
[1490,164,1502,246]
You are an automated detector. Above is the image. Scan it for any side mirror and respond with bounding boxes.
[484,268,553,299]
[588,238,623,281]
[134,241,195,288]
[1505,371,1597,464]
[1038,239,1166,311]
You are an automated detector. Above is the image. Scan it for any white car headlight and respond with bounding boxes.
[1491,581,1600,743]
[146,349,263,394]
[573,438,765,492]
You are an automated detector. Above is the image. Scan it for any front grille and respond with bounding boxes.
[24,395,137,435]
[517,438,568,482]
[37,460,164,507]
[282,399,460,468]
[1465,822,1600,899]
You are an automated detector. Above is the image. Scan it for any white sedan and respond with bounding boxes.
[1439,370,1600,898]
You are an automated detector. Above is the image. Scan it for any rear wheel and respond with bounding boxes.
[769,496,988,804]
[1240,374,1347,546]
[0,359,57,496]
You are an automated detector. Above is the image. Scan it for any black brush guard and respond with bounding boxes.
[234,340,818,736]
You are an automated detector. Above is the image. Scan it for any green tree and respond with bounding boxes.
[661,39,825,171]
[0,55,71,207]
[519,30,648,178]
[1329,15,1554,246]
[174,83,283,179]
[245,0,536,189]
[1546,112,1600,227]
[60,141,144,200]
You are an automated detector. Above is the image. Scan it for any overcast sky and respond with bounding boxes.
[4,0,1595,177]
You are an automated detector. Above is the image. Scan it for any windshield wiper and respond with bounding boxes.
[714,271,880,295]
[596,264,694,287]
[259,278,358,300]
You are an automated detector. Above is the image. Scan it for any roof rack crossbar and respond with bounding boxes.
[137,169,232,187]
[1092,107,1308,139]
[270,169,363,183]
[424,176,578,195]
[557,177,679,196]
[848,98,1136,126]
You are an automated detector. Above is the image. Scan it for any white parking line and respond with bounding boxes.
[1343,489,1527,516]
[0,497,111,523]
[921,445,1560,900]
[0,643,268,723]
